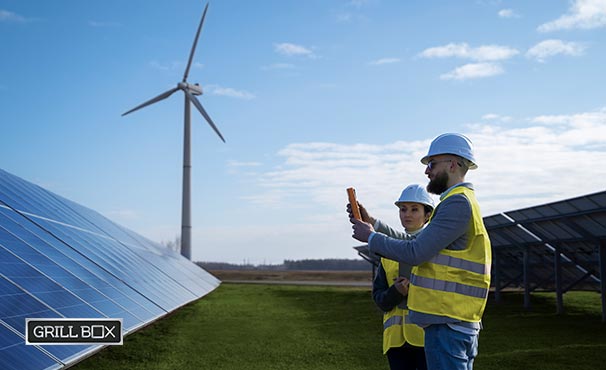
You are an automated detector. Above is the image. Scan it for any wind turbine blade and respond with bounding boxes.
[122,87,180,116]
[183,2,209,83]
[185,90,226,143]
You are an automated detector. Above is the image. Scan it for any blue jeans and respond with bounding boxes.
[423,324,478,370]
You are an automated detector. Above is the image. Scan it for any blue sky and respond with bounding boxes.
[1,0,605,264]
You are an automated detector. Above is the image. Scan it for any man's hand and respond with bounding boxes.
[346,202,376,225]
[351,217,374,242]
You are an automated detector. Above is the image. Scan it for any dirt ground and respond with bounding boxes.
[207,269,373,284]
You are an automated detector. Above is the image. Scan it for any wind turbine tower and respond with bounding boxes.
[122,2,224,260]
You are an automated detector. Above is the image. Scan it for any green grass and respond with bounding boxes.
[477,291,606,370]
[72,284,385,370]
[72,285,606,370]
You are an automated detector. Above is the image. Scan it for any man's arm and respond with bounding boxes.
[362,194,472,265]
[374,219,408,239]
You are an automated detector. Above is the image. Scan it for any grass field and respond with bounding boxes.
[207,269,373,283]
[72,282,606,370]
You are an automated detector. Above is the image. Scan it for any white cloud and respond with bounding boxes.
[538,0,606,32]
[482,114,500,120]
[530,115,572,125]
[419,43,519,62]
[529,109,606,147]
[206,85,255,100]
[482,113,513,122]
[440,63,504,80]
[274,42,315,57]
[242,106,606,218]
[498,9,520,18]
[0,9,28,22]
[526,39,587,62]
[195,107,606,263]
[419,43,516,80]
[369,57,401,65]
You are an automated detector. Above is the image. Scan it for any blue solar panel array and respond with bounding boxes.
[0,168,220,369]
[485,190,606,319]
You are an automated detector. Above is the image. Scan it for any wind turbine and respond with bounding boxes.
[122,2,224,260]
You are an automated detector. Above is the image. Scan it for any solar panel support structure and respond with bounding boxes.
[485,190,606,321]
[493,251,501,303]
[523,246,531,310]
[554,246,564,315]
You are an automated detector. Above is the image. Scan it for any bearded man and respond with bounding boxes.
[350,133,491,370]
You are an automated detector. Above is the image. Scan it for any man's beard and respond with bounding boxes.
[427,170,449,195]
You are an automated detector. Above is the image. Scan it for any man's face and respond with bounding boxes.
[425,156,452,195]
[427,170,449,195]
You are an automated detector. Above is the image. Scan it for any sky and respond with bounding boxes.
[1,0,605,264]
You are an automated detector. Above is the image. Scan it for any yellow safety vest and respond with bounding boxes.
[407,186,491,322]
[381,258,424,354]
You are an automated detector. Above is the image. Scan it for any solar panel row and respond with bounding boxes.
[487,190,606,293]
[0,169,220,369]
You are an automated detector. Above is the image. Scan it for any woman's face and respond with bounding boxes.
[397,202,430,232]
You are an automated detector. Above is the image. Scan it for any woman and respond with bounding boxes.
[371,184,434,370]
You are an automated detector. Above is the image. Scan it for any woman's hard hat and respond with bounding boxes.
[395,184,435,209]
[420,133,478,169]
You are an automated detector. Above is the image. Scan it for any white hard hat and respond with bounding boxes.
[420,133,478,169]
[395,184,435,209]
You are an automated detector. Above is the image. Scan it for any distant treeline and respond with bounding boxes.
[197,258,370,271]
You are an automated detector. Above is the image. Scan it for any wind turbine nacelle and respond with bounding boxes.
[179,82,203,96]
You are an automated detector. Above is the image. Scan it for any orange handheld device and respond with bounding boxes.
[347,187,362,220]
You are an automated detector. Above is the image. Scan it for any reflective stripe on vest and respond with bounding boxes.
[427,253,489,275]
[411,274,488,299]
[383,314,416,330]
[383,315,403,330]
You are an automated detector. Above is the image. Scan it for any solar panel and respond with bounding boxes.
[0,168,220,369]
[486,190,606,319]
